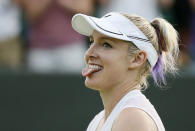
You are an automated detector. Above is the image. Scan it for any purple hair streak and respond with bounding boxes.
[152,54,166,86]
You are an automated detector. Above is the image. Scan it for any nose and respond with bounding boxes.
[85,43,98,63]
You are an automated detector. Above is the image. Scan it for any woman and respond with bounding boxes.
[72,12,179,131]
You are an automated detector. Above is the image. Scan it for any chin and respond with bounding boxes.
[85,78,101,91]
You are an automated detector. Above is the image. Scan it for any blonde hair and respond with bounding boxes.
[121,13,179,88]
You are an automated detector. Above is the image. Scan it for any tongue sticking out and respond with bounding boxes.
[82,66,102,77]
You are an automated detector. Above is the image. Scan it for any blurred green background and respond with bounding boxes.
[0,72,194,131]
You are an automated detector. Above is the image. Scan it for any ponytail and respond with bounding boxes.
[121,13,180,88]
[151,18,179,86]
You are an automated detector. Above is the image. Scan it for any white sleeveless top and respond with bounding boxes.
[86,89,165,131]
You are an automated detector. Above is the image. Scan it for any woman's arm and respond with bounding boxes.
[57,0,95,15]
[112,108,158,131]
[96,0,110,6]
[14,0,52,23]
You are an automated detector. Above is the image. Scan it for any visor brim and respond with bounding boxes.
[72,14,128,40]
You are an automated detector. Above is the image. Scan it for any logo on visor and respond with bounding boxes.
[103,14,112,18]
[89,17,150,43]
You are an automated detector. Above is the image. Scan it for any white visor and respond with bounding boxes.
[71,12,158,68]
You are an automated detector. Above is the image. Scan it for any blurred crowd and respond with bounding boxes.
[1,0,195,74]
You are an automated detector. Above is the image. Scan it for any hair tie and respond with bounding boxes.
[151,23,167,53]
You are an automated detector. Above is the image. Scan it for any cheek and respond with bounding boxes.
[84,62,124,90]
[105,63,127,79]
[104,53,128,74]
[84,49,129,90]
[101,56,128,83]
[99,67,126,90]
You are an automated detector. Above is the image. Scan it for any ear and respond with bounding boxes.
[128,51,147,69]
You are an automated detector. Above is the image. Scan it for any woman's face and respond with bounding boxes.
[83,31,132,91]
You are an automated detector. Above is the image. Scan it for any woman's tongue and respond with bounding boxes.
[82,66,102,77]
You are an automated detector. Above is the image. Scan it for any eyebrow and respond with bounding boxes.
[90,36,117,43]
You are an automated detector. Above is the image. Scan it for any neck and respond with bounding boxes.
[99,79,140,119]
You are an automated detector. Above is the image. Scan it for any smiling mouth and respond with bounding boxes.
[82,64,103,77]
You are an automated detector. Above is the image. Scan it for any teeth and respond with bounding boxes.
[88,65,103,70]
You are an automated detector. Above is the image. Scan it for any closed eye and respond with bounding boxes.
[103,42,112,48]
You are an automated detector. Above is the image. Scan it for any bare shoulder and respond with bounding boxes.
[112,107,158,131]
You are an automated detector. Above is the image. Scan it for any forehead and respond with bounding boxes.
[91,31,124,43]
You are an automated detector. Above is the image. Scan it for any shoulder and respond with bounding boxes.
[87,110,104,130]
[112,107,158,131]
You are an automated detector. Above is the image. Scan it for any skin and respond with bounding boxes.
[57,0,94,15]
[15,0,52,22]
[158,0,175,9]
[96,0,110,5]
[189,0,195,10]
[112,108,158,131]
[15,0,94,23]
[85,31,157,131]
